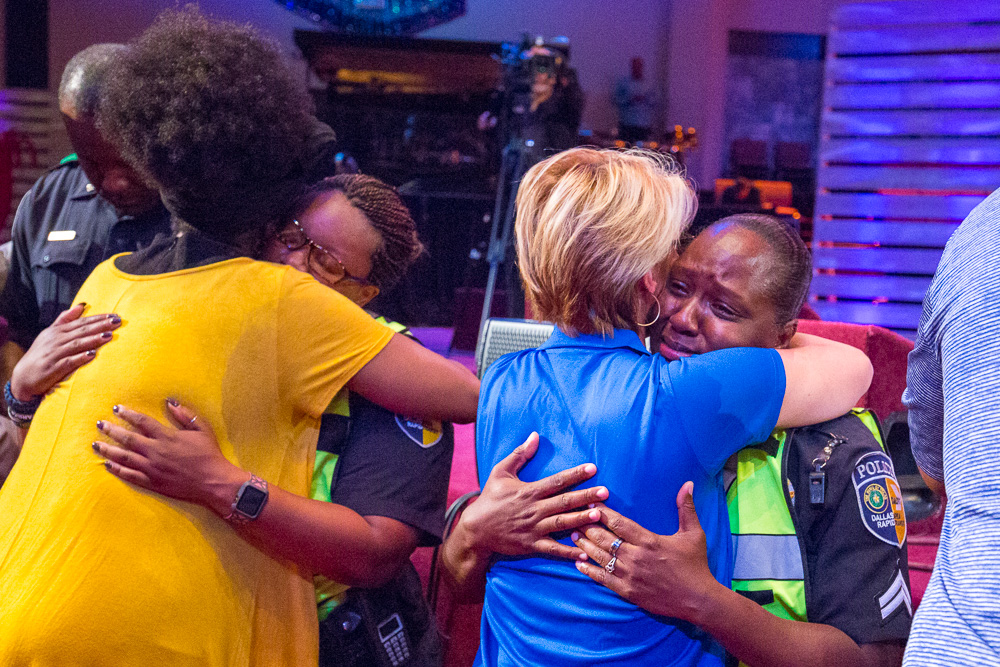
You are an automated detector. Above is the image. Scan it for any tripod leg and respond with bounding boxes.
[479,145,523,337]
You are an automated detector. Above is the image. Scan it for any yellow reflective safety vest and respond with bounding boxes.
[726,409,886,624]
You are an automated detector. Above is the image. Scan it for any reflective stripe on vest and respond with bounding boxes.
[727,429,807,624]
[727,408,886,634]
[731,534,804,581]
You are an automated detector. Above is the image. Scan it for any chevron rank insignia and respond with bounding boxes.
[852,451,907,547]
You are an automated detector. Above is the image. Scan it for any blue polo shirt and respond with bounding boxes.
[475,328,785,667]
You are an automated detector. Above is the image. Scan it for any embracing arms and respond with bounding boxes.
[775,333,873,429]
[94,402,420,587]
[347,331,479,424]
[440,432,606,602]
[572,487,903,667]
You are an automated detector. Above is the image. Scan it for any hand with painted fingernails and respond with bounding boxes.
[93,400,246,517]
[459,432,608,562]
[9,304,122,402]
[571,481,721,622]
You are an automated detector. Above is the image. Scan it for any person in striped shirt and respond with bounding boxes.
[903,186,1000,666]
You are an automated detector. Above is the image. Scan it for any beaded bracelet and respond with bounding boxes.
[4,381,41,427]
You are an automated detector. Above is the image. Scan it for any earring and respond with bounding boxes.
[637,299,661,328]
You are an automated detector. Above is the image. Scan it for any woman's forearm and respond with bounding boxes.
[692,583,878,667]
[439,516,490,602]
[201,466,414,586]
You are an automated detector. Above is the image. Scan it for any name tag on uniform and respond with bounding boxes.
[47,230,77,241]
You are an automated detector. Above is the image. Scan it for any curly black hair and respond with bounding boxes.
[98,6,315,246]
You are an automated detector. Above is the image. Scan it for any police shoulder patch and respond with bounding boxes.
[852,451,906,547]
[395,414,443,448]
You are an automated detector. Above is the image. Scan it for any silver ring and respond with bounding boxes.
[188,415,198,425]
[605,556,617,574]
[609,538,623,558]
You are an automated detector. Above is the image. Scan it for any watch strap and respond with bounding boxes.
[224,473,268,524]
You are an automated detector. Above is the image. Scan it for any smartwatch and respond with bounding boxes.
[224,473,268,524]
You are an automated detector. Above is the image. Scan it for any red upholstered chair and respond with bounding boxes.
[795,320,912,420]
[796,319,940,606]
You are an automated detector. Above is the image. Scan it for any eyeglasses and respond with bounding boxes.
[276,219,372,288]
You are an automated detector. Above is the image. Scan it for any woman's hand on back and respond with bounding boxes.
[463,432,608,559]
[93,400,245,516]
[441,432,608,601]
[9,304,121,401]
[572,482,724,622]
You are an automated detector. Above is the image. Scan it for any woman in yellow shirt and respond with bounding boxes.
[0,10,476,667]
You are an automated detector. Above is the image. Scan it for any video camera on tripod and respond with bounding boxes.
[499,35,570,98]
[475,36,582,340]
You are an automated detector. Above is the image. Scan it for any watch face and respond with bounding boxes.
[236,484,268,516]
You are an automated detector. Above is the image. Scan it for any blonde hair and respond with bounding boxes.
[515,147,696,335]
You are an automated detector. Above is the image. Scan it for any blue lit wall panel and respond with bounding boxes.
[812,219,959,246]
[827,53,1000,83]
[812,0,1000,335]
[822,138,1000,166]
[823,109,1000,137]
[818,166,1000,192]
[811,275,933,303]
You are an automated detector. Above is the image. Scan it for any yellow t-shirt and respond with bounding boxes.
[0,257,394,666]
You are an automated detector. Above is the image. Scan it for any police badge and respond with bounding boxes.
[852,451,907,547]
[394,414,444,448]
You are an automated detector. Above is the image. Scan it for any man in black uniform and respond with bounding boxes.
[0,44,169,362]
[0,44,171,483]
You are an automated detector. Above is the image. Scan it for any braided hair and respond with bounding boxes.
[299,175,424,291]
[713,213,812,325]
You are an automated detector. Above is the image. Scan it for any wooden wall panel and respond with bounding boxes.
[811,1,1000,335]
[816,193,982,220]
[811,274,932,303]
[812,219,959,246]
[830,24,1000,56]
[822,138,1000,165]
[811,301,925,330]
[823,109,1000,137]
[836,4,1000,28]
[827,53,1000,83]
[812,247,944,274]
[818,165,1000,192]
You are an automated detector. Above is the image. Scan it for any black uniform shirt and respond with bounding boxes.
[0,159,171,349]
[318,322,454,546]
[786,412,913,646]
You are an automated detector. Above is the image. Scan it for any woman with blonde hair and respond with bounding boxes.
[472,147,873,666]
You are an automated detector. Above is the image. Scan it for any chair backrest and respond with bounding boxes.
[427,491,484,667]
[729,138,768,168]
[796,319,913,421]
[475,318,555,378]
[774,141,812,171]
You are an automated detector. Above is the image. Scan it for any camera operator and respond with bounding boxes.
[484,38,584,318]
[508,44,584,155]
